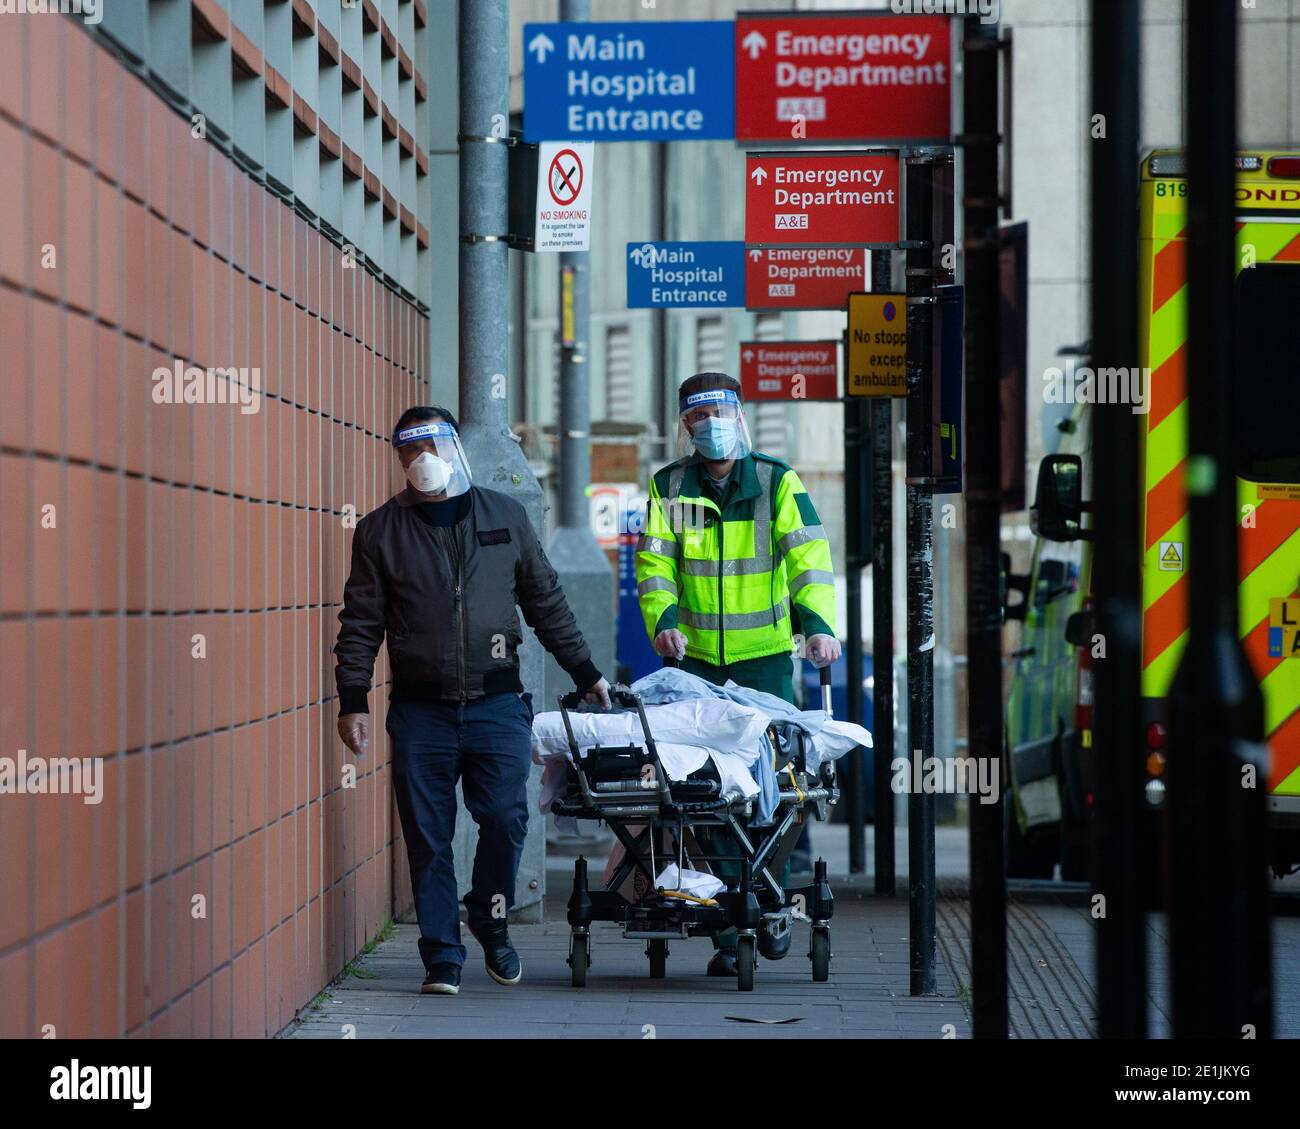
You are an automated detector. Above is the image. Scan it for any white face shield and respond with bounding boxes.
[676,388,754,462]
[393,419,473,498]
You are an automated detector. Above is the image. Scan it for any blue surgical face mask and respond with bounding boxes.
[692,415,738,461]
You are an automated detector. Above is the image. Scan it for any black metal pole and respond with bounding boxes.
[1089,0,1147,1041]
[845,337,867,874]
[905,153,937,996]
[1167,0,1272,1039]
[962,14,1008,1039]
[871,252,896,897]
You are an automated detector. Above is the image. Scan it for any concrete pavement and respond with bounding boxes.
[283,829,1045,1039]
[284,887,971,1040]
[282,825,1300,1039]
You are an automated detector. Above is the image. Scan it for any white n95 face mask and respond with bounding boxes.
[405,451,454,495]
[392,417,473,497]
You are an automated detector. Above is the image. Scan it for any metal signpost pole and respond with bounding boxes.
[871,251,897,897]
[905,153,938,996]
[1089,0,1148,1040]
[962,14,1008,1039]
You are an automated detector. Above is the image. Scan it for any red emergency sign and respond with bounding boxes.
[735,13,952,143]
[744,152,901,247]
[739,341,839,401]
[745,247,867,310]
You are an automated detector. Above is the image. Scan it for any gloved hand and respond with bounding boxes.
[338,713,369,757]
[653,628,688,660]
[806,634,842,668]
[582,677,612,709]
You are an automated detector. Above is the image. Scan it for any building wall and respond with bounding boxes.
[0,4,440,1038]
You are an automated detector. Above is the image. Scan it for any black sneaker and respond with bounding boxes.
[706,950,738,977]
[421,963,461,995]
[468,923,522,986]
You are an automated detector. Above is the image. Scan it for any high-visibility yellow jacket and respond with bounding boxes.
[636,452,836,666]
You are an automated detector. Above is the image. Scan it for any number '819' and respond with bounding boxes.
[1154,181,1188,197]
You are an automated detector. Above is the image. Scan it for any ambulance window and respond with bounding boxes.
[1236,264,1300,483]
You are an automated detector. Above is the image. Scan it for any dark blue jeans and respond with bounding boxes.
[385,692,534,971]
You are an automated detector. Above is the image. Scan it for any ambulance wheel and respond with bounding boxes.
[811,927,830,982]
[1060,791,1089,882]
[1005,787,1057,879]
[648,939,667,979]
[570,933,588,988]
[736,936,756,992]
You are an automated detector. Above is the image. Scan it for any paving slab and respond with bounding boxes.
[284,825,1300,1039]
[283,887,975,1040]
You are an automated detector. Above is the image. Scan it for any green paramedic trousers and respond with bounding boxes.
[680,653,794,952]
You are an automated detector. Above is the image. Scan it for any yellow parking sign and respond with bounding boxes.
[847,292,908,397]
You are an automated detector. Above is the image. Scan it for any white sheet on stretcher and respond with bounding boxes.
[530,696,873,814]
[534,739,762,812]
[656,864,725,900]
[532,698,769,761]
[531,698,769,812]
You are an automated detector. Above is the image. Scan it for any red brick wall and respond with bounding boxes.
[0,18,420,1037]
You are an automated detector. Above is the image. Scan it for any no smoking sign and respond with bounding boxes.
[548,148,584,205]
[536,141,594,252]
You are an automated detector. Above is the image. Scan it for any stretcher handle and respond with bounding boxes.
[664,649,832,714]
[819,662,833,718]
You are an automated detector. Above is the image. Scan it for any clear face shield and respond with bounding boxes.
[392,419,473,499]
[676,388,754,462]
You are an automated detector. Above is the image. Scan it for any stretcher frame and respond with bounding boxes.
[551,686,838,992]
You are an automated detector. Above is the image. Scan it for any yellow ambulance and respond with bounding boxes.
[1004,150,1300,879]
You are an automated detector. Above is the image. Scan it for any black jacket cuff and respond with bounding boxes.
[338,686,370,715]
[566,659,603,693]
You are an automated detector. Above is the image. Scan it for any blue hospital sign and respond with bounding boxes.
[626,242,746,308]
[523,21,736,142]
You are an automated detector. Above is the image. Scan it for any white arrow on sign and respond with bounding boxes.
[742,30,767,60]
[629,243,657,267]
[528,32,556,63]
[750,166,768,185]
[749,249,763,261]
[743,349,755,362]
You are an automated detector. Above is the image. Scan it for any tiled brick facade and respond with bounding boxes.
[0,16,422,1037]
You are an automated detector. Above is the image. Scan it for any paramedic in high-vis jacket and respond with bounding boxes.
[636,372,841,976]
[335,406,610,997]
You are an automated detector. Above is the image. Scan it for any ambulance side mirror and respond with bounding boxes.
[1065,609,1095,648]
[1031,454,1089,542]
[1000,551,1030,623]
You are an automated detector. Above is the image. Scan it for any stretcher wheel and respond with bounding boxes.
[811,927,830,982]
[570,932,589,988]
[736,935,756,992]
[648,939,667,979]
